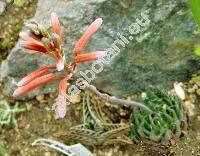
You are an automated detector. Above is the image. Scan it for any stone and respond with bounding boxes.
[184,100,195,117]
[174,82,186,100]
[36,94,45,103]
[0,1,6,15]
[6,0,12,4]
[70,95,81,104]
[196,89,200,96]
[2,0,200,99]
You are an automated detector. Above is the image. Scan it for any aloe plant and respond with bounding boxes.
[66,92,132,145]
[0,99,25,127]
[129,89,185,143]
[13,12,152,119]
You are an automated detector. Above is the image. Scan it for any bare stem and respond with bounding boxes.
[85,84,153,114]
[71,72,153,114]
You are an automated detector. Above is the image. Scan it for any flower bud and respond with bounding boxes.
[26,23,40,35]
[52,33,61,49]
[41,37,53,52]
[38,24,51,39]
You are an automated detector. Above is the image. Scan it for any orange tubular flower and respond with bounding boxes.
[14,13,107,118]
[51,12,62,42]
[51,12,65,71]
[74,18,103,54]
[13,74,60,97]
[54,77,68,118]
[74,51,107,63]
[19,32,48,53]
[17,66,56,87]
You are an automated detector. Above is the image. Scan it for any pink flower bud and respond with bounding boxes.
[74,18,103,54]
[74,51,107,63]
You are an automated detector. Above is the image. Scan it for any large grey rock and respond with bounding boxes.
[2,0,200,98]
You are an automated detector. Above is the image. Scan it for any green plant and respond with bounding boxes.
[129,89,184,143]
[0,99,25,127]
[188,0,200,56]
[0,40,13,49]
[13,0,28,7]
[189,0,200,27]
[13,12,152,119]
[194,45,200,56]
[66,140,77,146]
[0,143,6,156]
[67,92,132,145]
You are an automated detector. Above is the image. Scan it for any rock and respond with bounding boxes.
[197,116,200,121]
[70,95,81,104]
[25,102,32,111]
[196,89,200,96]
[36,94,45,103]
[184,100,195,117]
[6,0,12,4]
[174,82,186,100]
[2,0,200,99]
[187,84,198,93]
[0,1,6,15]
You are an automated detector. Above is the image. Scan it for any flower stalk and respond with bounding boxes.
[13,12,153,118]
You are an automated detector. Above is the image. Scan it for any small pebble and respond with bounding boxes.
[184,100,195,117]
[70,95,81,104]
[141,92,147,99]
[25,103,32,111]
[6,0,12,4]
[174,82,185,100]
[171,139,176,145]
[196,89,200,96]
[36,94,45,103]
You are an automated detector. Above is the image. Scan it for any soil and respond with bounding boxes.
[0,93,81,156]
[0,0,38,60]
[0,80,200,156]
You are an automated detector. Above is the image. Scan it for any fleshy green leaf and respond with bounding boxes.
[189,0,200,27]
[194,46,200,56]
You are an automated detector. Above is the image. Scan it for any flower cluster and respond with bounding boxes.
[13,12,106,118]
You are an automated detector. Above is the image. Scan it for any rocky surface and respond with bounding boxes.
[0,0,38,98]
[0,1,6,15]
[2,0,200,98]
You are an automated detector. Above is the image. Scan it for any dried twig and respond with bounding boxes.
[32,138,93,156]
